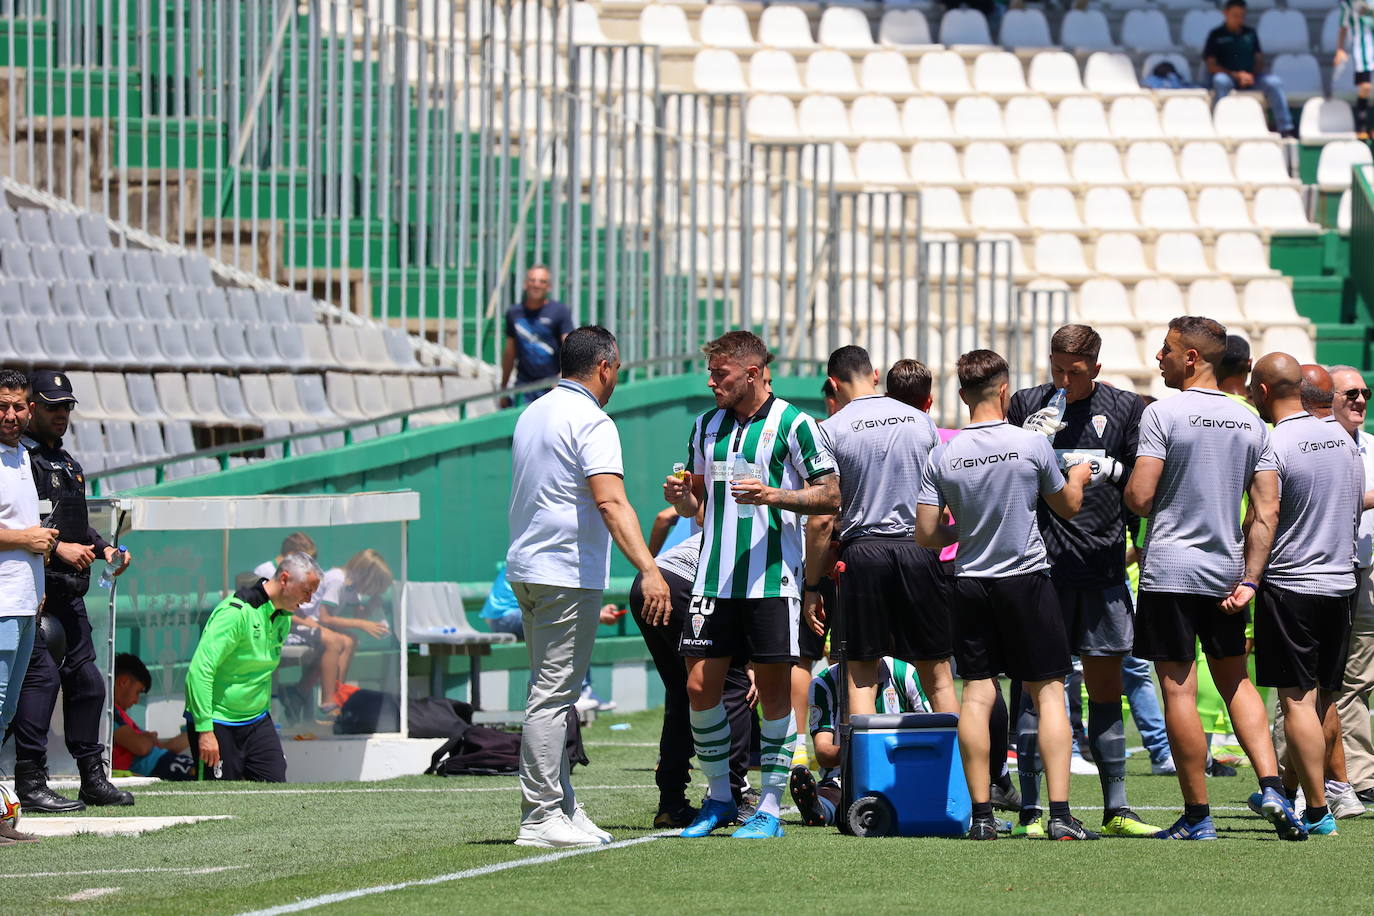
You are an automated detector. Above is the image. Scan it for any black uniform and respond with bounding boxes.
[8,434,112,764]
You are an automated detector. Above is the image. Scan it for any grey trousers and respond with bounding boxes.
[1338,565,1374,791]
[512,581,602,826]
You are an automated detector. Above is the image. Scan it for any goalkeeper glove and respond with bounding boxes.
[1062,453,1123,485]
[1023,405,1067,439]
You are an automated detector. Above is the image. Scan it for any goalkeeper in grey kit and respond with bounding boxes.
[1004,324,1162,838]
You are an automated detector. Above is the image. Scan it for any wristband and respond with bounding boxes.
[1240,581,1259,591]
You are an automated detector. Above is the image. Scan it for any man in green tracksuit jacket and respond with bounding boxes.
[185,552,322,781]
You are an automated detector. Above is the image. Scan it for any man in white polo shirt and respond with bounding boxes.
[0,368,58,844]
[506,326,671,849]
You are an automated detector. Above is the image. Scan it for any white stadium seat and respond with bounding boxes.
[1270,53,1324,104]
[998,8,1052,48]
[1196,186,1256,232]
[1215,232,1279,279]
[909,142,965,185]
[1017,141,1074,184]
[1317,140,1374,192]
[758,6,817,51]
[879,10,934,48]
[1252,187,1319,233]
[903,96,957,140]
[1188,278,1245,324]
[1260,326,1315,363]
[855,141,915,186]
[1097,326,1146,371]
[698,4,755,49]
[1256,9,1311,54]
[1181,9,1224,50]
[1180,142,1237,186]
[963,141,1018,186]
[1083,52,1141,96]
[1058,96,1113,140]
[1212,96,1272,139]
[1034,233,1093,280]
[1027,187,1085,231]
[850,94,904,140]
[1133,278,1186,326]
[1243,279,1301,322]
[1004,96,1060,140]
[970,187,1026,230]
[819,7,875,50]
[639,5,699,49]
[806,50,861,95]
[1059,9,1118,51]
[693,50,747,93]
[1027,51,1085,98]
[1161,96,1216,139]
[953,95,1006,139]
[1083,187,1141,231]
[1153,232,1212,280]
[1300,98,1356,145]
[1120,9,1173,52]
[1140,187,1198,230]
[973,52,1029,97]
[1235,141,1294,186]
[749,50,806,94]
[1109,96,1164,140]
[919,50,974,97]
[1094,232,1152,280]
[940,7,992,45]
[920,187,971,231]
[862,51,919,95]
[1079,278,1132,320]
[746,94,799,138]
[1124,141,1181,185]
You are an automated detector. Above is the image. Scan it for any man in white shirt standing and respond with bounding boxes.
[0,369,57,845]
[1331,366,1374,808]
[506,326,671,849]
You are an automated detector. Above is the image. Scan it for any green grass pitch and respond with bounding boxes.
[8,708,1371,914]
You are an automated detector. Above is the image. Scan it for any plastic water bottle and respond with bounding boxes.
[730,455,752,482]
[1048,387,1067,417]
[97,545,127,589]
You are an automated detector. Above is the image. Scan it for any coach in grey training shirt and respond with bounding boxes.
[806,347,952,716]
[916,349,1095,841]
[1124,316,1294,841]
[1250,353,1363,829]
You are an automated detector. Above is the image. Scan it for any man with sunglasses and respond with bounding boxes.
[1331,368,1374,808]
[10,371,133,814]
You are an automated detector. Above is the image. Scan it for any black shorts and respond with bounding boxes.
[798,578,832,661]
[1134,590,1248,662]
[679,595,799,664]
[1054,579,1134,656]
[1357,70,1371,86]
[952,572,1072,683]
[839,537,951,663]
[1254,584,1354,691]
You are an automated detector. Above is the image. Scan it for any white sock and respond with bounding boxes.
[758,712,797,818]
[689,703,733,803]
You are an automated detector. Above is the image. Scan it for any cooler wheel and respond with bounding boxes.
[846,794,896,838]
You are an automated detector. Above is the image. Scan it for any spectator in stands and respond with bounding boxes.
[1300,364,1335,418]
[254,533,349,723]
[112,653,194,781]
[316,548,394,712]
[1336,0,1374,140]
[1216,335,1254,404]
[500,265,574,407]
[11,370,133,813]
[0,369,54,841]
[185,552,323,782]
[1204,0,1296,138]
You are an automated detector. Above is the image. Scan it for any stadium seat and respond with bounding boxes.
[805,51,861,95]
[1181,9,1224,50]
[187,319,231,368]
[1078,278,1132,321]
[1109,96,1164,140]
[1139,52,1191,85]
[95,320,135,365]
[1094,233,1152,280]
[198,288,231,322]
[639,4,699,50]
[1196,186,1257,232]
[920,187,970,231]
[1213,96,1272,140]
[1083,53,1141,96]
[1260,326,1315,363]
[1154,232,1212,280]
[1338,189,1353,234]
[257,290,291,325]
[138,286,173,321]
[91,248,126,282]
[1058,96,1112,140]
[819,7,875,50]
[694,4,749,49]
[30,244,64,281]
[973,52,1028,98]
[1321,8,1341,54]
[1033,233,1093,280]
[214,376,257,424]
[125,374,165,420]
[997,8,1052,48]
[855,141,915,187]
[106,283,141,320]
[940,7,991,45]
[749,50,805,94]
[1083,187,1142,232]
[918,50,973,97]
[0,212,17,244]
[557,3,609,45]
[1027,51,1085,98]
[153,373,198,421]
[1270,54,1324,104]
[879,9,934,48]
[17,210,52,245]
[156,323,195,368]
[215,323,252,366]
[1140,187,1197,230]
[850,95,903,140]
[1214,232,1278,280]
[227,288,260,323]
[1300,97,1356,145]
[1180,142,1237,186]
[37,318,79,364]
[969,187,1025,231]
[78,282,112,319]
[1161,97,1215,139]
[1071,142,1128,185]
[1003,96,1059,140]
[1317,140,1374,192]
[692,50,747,93]
[325,372,369,421]
[269,374,325,423]
[1257,9,1310,54]
[11,279,44,317]
[953,95,1005,139]
[909,142,964,186]
[963,141,1017,187]
[758,5,817,51]
[1235,141,1295,186]
[1120,9,1173,52]
[1027,187,1085,231]
[48,280,82,318]
[77,213,111,249]
[185,373,234,425]
[133,419,168,458]
[747,94,799,139]
[1243,278,1301,323]
[901,96,956,140]
[1188,278,1245,324]
[151,252,184,286]
[861,51,918,96]
[1059,9,1117,51]
[1096,326,1146,372]
[1017,141,1074,185]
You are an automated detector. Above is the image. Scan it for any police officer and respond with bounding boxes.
[9,370,133,811]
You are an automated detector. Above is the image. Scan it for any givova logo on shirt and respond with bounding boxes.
[851,415,916,431]
[1188,416,1253,430]
[950,452,1019,469]
[1300,438,1349,453]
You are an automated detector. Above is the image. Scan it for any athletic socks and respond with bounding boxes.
[1016,699,1042,814]
[1358,95,1370,133]
[1306,804,1329,821]
[1088,700,1128,816]
[972,800,994,820]
[757,712,796,818]
[1184,803,1210,825]
[1259,775,1286,794]
[689,703,734,803]
[1049,801,1071,820]
[988,686,1010,783]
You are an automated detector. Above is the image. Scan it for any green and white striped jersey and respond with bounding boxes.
[1344,0,1374,71]
[685,396,835,600]
[809,658,930,781]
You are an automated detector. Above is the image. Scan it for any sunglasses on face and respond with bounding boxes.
[1342,388,1372,401]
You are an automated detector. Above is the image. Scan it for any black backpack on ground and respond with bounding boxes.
[426,707,589,776]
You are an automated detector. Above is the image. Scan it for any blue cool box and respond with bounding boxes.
[848,712,972,837]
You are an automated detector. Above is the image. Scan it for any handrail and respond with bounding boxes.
[1351,164,1374,319]
[88,354,826,493]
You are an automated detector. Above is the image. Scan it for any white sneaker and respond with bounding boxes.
[515,812,602,849]
[1151,756,1177,776]
[1327,780,1367,819]
[1070,755,1099,776]
[570,805,613,844]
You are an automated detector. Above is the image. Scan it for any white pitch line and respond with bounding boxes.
[5,866,247,879]
[62,888,121,902]
[1130,805,1251,812]
[584,741,661,747]
[234,832,675,916]
[136,784,656,797]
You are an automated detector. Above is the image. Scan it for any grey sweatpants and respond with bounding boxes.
[512,581,602,826]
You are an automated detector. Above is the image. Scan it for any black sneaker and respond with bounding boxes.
[730,788,760,825]
[1206,759,1237,778]
[653,800,699,829]
[990,778,1021,813]
[789,766,827,827]
[967,815,1000,840]
[1356,786,1374,805]
[1047,814,1100,841]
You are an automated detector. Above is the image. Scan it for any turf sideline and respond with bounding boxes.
[233,832,675,916]
[136,783,657,797]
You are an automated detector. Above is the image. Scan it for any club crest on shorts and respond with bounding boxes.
[691,613,705,638]
[1092,414,1107,438]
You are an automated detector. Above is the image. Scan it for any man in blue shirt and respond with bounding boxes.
[1204,0,1296,137]
[501,265,575,406]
